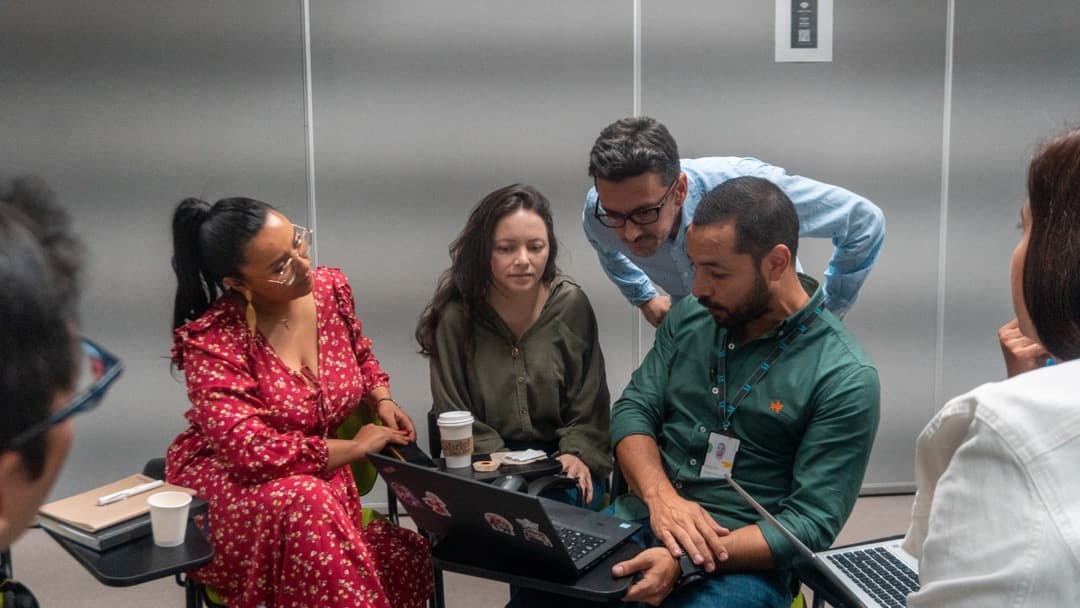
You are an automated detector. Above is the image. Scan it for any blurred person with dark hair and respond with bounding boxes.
[167,196,431,608]
[903,128,1080,606]
[0,174,101,606]
[584,116,885,328]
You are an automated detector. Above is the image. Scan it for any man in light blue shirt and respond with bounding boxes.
[584,116,885,326]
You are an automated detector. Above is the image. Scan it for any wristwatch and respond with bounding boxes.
[673,553,707,593]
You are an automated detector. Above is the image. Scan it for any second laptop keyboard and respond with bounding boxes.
[826,546,918,608]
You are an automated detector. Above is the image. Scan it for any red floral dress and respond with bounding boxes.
[166,267,432,608]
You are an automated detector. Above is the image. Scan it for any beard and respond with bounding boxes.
[698,270,770,332]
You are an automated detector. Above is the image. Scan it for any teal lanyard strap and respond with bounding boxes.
[714,306,823,432]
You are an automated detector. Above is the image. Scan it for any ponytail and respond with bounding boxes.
[169,196,271,329]
[171,198,214,329]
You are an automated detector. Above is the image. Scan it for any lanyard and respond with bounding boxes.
[713,305,823,431]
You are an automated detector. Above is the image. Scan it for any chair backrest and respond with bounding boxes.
[336,408,381,495]
[426,409,441,457]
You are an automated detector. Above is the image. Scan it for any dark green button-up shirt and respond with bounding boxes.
[429,276,612,477]
[611,275,880,566]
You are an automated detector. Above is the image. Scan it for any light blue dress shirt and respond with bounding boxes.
[582,157,886,316]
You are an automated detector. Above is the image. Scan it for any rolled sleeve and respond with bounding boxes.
[739,158,885,315]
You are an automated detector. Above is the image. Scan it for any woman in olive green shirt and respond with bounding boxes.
[416,184,611,508]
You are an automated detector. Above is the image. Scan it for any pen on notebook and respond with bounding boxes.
[96,479,164,506]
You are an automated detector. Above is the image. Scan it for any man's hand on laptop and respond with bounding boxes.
[647,490,729,572]
[612,547,679,606]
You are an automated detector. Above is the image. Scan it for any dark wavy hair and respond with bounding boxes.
[415,184,558,358]
[1024,127,1080,361]
[0,176,81,479]
[588,116,681,186]
[170,197,272,329]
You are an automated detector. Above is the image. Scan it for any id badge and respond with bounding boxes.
[700,432,740,478]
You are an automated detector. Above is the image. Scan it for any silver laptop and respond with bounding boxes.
[726,476,919,608]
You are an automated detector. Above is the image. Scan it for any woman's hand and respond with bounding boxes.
[351,423,409,457]
[374,398,417,442]
[998,318,1051,377]
[556,453,593,506]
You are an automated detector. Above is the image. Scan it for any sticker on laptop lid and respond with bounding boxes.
[390,482,421,508]
[422,491,451,517]
[515,518,553,547]
[484,512,514,536]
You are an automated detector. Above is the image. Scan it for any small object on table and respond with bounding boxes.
[472,460,499,472]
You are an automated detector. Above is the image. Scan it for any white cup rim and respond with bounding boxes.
[148,491,193,509]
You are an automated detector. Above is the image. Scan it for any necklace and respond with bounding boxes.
[278,317,290,330]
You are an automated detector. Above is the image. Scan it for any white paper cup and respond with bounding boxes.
[437,411,475,469]
[147,491,192,547]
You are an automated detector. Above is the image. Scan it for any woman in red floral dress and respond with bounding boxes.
[165,196,433,608]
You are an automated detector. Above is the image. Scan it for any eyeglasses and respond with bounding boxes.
[4,338,124,450]
[262,224,313,287]
[594,179,678,228]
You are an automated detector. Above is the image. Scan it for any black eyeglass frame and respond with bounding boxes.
[593,178,679,228]
[3,337,124,450]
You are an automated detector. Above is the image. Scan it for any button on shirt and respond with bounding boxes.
[609,275,881,567]
[582,157,886,316]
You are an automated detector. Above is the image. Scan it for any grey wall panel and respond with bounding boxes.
[310,1,633,504]
[642,1,947,489]
[1,1,309,498]
[942,1,1080,405]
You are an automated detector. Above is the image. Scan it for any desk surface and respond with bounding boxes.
[437,453,563,483]
[433,538,639,603]
[46,519,213,587]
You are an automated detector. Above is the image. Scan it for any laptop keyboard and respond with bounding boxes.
[826,546,918,608]
[554,526,605,561]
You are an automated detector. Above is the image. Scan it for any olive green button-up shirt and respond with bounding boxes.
[429,276,612,477]
[611,275,880,566]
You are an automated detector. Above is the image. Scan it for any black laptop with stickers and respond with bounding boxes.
[369,452,641,584]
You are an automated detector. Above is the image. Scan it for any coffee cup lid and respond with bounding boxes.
[437,411,474,426]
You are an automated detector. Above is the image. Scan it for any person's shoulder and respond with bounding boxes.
[545,276,600,328]
[549,275,593,307]
[960,362,1080,454]
[663,295,711,331]
[171,296,248,368]
[434,296,467,327]
[816,311,876,370]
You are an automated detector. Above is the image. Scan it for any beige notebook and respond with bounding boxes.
[39,474,196,532]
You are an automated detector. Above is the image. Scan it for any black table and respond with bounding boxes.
[437,453,564,483]
[45,519,213,607]
[432,524,640,605]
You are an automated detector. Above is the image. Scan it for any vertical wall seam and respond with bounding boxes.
[301,0,319,265]
[934,0,956,413]
[632,0,643,364]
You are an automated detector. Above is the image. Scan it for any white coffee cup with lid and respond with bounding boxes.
[437,411,475,468]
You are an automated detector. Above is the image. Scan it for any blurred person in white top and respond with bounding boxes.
[903,128,1080,606]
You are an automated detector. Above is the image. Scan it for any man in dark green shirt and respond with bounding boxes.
[609,176,880,607]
